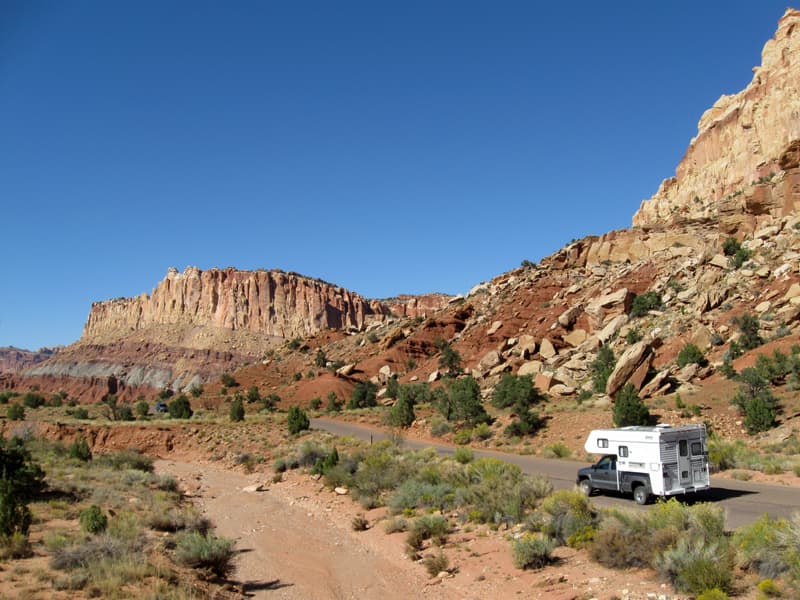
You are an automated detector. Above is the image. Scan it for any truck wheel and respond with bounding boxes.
[579,479,593,496]
[633,485,650,505]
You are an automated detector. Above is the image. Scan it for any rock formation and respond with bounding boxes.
[83,266,390,344]
[634,9,800,229]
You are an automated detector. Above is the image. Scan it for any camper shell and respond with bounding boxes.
[577,424,710,504]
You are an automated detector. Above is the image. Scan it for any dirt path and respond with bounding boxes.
[157,460,465,600]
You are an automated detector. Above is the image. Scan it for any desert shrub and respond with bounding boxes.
[612,384,650,427]
[229,397,245,422]
[351,515,369,531]
[349,381,379,409]
[677,343,708,367]
[630,291,662,318]
[697,590,730,600]
[492,374,545,409]
[511,534,556,570]
[174,531,236,578]
[167,394,193,419]
[707,437,742,471]
[388,393,416,428]
[626,327,643,344]
[387,479,454,514]
[384,517,408,534]
[22,392,45,408]
[436,339,462,376]
[219,373,238,387]
[79,505,108,534]
[309,397,322,410]
[411,514,449,544]
[734,514,791,578]
[458,459,551,525]
[97,449,153,472]
[744,397,778,434]
[68,438,92,462]
[422,551,449,577]
[7,403,25,421]
[591,346,616,393]
[50,535,132,571]
[473,422,493,440]
[733,313,764,351]
[543,442,571,459]
[654,535,734,595]
[135,400,149,418]
[722,237,742,256]
[116,404,135,421]
[429,418,452,437]
[437,376,490,426]
[731,368,778,434]
[325,391,342,412]
[72,407,90,420]
[0,531,32,559]
[287,405,310,434]
[0,437,45,538]
[453,447,474,464]
[453,428,472,445]
[540,489,596,545]
[189,384,204,398]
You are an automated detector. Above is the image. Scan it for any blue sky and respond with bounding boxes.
[1,1,792,350]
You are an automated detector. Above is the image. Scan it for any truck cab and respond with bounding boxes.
[577,454,653,504]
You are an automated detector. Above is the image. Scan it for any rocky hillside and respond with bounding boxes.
[0,346,58,374]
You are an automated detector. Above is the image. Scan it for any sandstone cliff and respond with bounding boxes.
[83,267,390,344]
[634,8,800,229]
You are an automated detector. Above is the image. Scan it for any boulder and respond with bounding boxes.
[378,365,393,383]
[539,338,557,359]
[517,361,543,377]
[585,288,634,327]
[709,254,729,269]
[478,350,503,371]
[336,363,356,377]
[549,384,575,396]
[606,341,652,397]
[597,314,628,344]
[534,372,553,392]
[639,369,671,398]
[487,320,503,336]
[517,335,537,358]
[563,329,588,347]
[783,283,800,302]
[242,483,267,493]
[557,305,583,328]
[428,370,440,383]
[690,326,713,351]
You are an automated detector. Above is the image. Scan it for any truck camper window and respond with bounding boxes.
[597,438,608,448]
[679,440,688,457]
[691,442,703,456]
[618,446,628,457]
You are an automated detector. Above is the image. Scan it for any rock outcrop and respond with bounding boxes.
[0,346,58,374]
[83,267,390,344]
[634,9,800,229]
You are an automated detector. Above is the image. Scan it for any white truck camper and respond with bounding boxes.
[576,424,710,505]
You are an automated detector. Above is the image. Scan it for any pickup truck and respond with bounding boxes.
[576,454,653,505]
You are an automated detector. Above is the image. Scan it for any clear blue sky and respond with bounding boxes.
[1,1,792,350]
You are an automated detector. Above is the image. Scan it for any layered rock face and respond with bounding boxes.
[634,9,800,228]
[83,267,389,344]
[0,347,58,374]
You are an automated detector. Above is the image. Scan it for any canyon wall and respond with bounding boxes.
[82,267,390,344]
[634,8,800,228]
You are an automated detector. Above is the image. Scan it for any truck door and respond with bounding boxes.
[678,439,691,486]
[591,455,618,490]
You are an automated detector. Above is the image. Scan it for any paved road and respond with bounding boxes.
[311,418,800,529]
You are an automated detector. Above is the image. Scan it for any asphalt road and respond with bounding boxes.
[311,417,800,529]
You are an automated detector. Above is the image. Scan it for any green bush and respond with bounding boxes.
[349,381,379,409]
[229,397,245,422]
[453,447,474,464]
[436,339,462,376]
[72,407,90,420]
[543,442,571,459]
[351,515,369,531]
[756,578,782,597]
[287,406,310,435]
[219,373,238,387]
[309,397,322,410]
[422,551,449,577]
[135,400,149,418]
[79,505,108,534]
[540,489,596,545]
[22,392,45,409]
[116,404,135,421]
[7,403,25,421]
[174,531,236,578]
[511,534,556,570]
[96,449,154,472]
[654,536,733,595]
[167,395,193,419]
[491,374,545,409]
[325,391,342,412]
[437,376,490,426]
[189,384,204,398]
[630,291,662,318]
[733,313,763,351]
[733,514,791,578]
[68,438,92,462]
[697,590,730,600]
[612,384,650,427]
[388,393,416,428]
[591,346,616,393]
[0,438,45,538]
[676,343,708,367]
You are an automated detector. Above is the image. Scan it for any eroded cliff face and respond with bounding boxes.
[634,9,800,228]
[83,267,389,344]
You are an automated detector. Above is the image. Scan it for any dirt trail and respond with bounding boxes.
[157,460,464,600]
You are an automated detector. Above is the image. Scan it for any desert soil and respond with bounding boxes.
[158,460,690,600]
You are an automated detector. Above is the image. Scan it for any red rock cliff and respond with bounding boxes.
[82,267,390,343]
[634,9,800,228]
